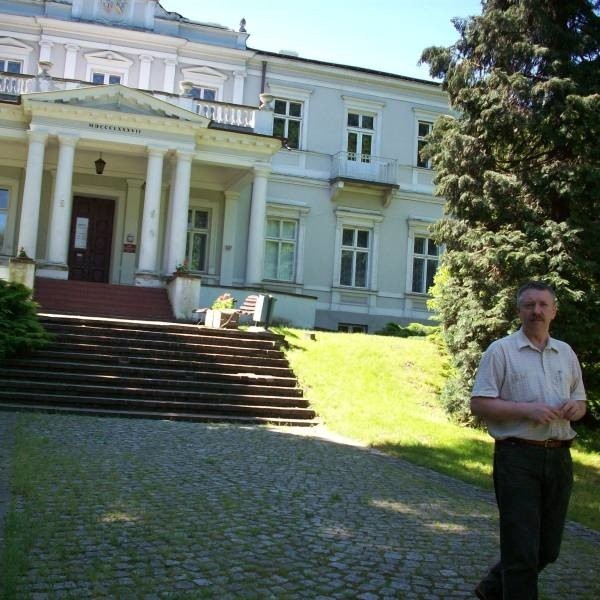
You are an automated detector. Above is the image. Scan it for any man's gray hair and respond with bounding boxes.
[516,281,557,307]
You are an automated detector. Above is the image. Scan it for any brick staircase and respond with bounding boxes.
[33,278,175,321]
[0,314,318,426]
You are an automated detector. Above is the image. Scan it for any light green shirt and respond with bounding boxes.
[471,328,586,440]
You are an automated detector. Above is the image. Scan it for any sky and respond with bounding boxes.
[159,0,484,81]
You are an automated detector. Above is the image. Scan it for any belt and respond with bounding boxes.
[498,437,572,449]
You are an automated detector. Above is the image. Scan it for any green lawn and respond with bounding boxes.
[276,328,600,531]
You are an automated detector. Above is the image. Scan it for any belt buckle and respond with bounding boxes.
[544,439,553,448]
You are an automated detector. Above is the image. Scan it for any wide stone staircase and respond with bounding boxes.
[0,314,318,426]
[33,278,175,321]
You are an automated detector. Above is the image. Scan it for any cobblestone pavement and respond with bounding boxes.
[1,412,598,599]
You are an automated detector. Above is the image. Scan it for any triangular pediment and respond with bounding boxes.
[181,66,227,81]
[21,84,210,125]
[0,36,34,55]
[84,50,133,67]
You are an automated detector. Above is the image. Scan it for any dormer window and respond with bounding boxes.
[92,72,121,85]
[0,59,21,73]
[190,86,216,101]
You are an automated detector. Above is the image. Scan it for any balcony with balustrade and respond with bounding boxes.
[0,69,272,135]
[330,151,400,205]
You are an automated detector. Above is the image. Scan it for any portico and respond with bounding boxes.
[8,84,280,290]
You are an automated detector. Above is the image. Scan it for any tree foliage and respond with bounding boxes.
[0,280,51,359]
[420,0,600,423]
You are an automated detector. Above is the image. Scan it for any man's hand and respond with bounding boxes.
[558,400,587,422]
[523,402,562,424]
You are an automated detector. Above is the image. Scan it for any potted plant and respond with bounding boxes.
[205,293,239,328]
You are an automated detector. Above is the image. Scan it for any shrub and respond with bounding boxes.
[376,322,438,338]
[0,280,51,359]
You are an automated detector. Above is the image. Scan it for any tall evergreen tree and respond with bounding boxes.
[420,0,600,422]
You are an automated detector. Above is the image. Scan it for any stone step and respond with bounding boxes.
[2,313,317,425]
[34,279,174,321]
[0,403,319,427]
[0,391,316,419]
[3,359,298,387]
[47,331,285,358]
[0,367,303,397]
[0,379,308,406]
[34,349,293,377]
[41,320,283,350]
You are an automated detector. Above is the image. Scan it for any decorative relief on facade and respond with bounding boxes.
[101,0,129,15]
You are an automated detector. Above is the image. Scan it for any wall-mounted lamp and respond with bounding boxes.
[95,153,106,175]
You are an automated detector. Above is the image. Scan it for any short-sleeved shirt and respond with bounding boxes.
[471,328,586,441]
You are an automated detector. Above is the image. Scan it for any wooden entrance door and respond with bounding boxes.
[68,196,115,282]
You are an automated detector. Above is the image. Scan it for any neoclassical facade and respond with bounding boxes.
[0,0,448,331]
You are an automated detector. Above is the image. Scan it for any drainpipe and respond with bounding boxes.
[260,61,267,93]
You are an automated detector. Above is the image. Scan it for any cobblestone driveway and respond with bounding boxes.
[1,413,598,599]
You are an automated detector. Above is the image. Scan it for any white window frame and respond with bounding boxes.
[406,218,440,295]
[181,66,227,102]
[91,72,122,85]
[189,85,218,101]
[0,59,22,73]
[416,120,433,169]
[265,201,309,284]
[0,177,20,255]
[273,99,303,149]
[0,37,33,74]
[187,198,221,275]
[84,51,132,86]
[267,84,313,151]
[341,96,384,158]
[186,207,211,273]
[346,111,376,163]
[412,109,440,170]
[333,207,383,291]
[264,216,297,282]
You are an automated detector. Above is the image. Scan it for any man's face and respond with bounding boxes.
[518,288,557,336]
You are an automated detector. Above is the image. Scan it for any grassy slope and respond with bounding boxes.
[277,328,600,531]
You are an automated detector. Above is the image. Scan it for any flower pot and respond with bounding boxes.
[205,308,239,329]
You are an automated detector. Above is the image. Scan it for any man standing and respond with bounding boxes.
[471,281,587,600]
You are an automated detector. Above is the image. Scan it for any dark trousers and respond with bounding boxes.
[478,441,573,600]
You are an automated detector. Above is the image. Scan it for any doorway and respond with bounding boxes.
[68,196,115,282]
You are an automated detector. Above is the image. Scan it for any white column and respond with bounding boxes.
[39,40,53,63]
[162,156,177,273]
[17,131,48,259]
[245,166,270,285]
[220,190,239,286]
[47,135,78,266]
[138,55,153,89]
[165,151,193,274]
[163,58,177,93]
[232,71,246,104]
[64,44,79,79]
[137,147,166,273]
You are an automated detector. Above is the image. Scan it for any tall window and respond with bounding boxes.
[191,86,217,101]
[412,235,439,293]
[273,99,302,149]
[264,218,297,281]
[0,59,21,73]
[186,209,210,272]
[92,72,121,85]
[417,121,433,168]
[340,227,370,288]
[0,188,8,249]
[347,112,374,162]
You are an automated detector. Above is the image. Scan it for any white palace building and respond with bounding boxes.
[0,0,448,331]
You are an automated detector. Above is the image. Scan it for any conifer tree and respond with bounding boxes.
[420,0,600,422]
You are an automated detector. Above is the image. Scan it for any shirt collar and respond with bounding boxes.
[516,327,559,352]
